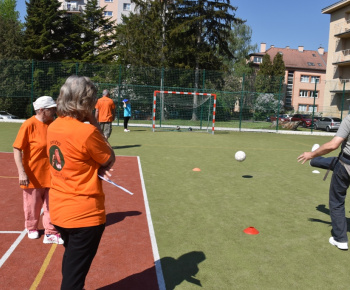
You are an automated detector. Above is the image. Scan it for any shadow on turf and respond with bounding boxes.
[96,250,206,290]
[309,204,350,231]
[106,211,141,226]
[111,145,141,149]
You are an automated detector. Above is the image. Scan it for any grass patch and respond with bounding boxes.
[2,122,348,289]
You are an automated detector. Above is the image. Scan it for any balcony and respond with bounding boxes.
[329,79,350,93]
[332,49,350,66]
[61,3,84,13]
[334,20,350,38]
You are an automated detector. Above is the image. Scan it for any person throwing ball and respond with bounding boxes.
[47,75,115,289]
[298,114,350,251]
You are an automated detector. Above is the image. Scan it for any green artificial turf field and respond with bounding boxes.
[2,122,350,289]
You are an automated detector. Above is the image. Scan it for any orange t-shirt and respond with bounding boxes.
[95,96,115,122]
[47,116,112,228]
[13,116,51,189]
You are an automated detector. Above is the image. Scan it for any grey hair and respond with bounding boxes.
[103,89,109,96]
[57,75,97,121]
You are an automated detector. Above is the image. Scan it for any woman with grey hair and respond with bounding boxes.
[47,75,115,289]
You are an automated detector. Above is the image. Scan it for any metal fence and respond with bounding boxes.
[0,59,347,132]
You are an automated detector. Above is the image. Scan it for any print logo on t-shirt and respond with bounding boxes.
[49,145,65,171]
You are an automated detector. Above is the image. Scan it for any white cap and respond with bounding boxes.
[33,96,57,111]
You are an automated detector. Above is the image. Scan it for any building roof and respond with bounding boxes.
[322,0,350,14]
[250,46,327,72]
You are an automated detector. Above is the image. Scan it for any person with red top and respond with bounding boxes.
[13,96,63,244]
[47,76,115,289]
[95,89,115,140]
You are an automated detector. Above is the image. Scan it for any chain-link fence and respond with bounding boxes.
[1,59,347,132]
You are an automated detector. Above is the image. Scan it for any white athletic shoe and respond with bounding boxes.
[329,236,348,250]
[27,229,39,239]
[43,234,64,245]
[124,129,130,132]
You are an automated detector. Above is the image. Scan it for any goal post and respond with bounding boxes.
[152,90,217,134]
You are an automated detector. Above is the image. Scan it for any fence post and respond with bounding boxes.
[341,80,345,121]
[311,80,317,133]
[30,60,34,116]
[117,65,122,126]
[239,74,245,132]
[275,76,283,132]
[75,63,79,75]
[200,69,206,129]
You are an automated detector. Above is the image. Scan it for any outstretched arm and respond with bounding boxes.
[297,136,344,164]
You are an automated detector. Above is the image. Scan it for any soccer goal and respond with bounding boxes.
[152,90,217,134]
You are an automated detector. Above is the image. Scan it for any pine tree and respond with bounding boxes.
[0,0,23,59]
[113,2,164,67]
[80,0,117,63]
[23,0,64,60]
[168,0,243,70]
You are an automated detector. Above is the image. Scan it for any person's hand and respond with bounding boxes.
[297,152,313,164]
[98,167,114,180]
[19,171,29,187]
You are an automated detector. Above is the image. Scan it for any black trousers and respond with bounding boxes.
[54,224,105,290]
[124,116,130,129]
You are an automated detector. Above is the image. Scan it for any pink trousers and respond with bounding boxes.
[23,188,58,235]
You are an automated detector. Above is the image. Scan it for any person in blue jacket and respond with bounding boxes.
[123,99,131,132]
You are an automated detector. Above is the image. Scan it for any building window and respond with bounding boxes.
[298,105,307,112]
[318,63,322,67]
[308,105,317,112]
[311,76,320,83]
[307,62,315,66]
[312,54,316,57]
[104,11,113,16]
[299,90,308,97]
[253,56,262,63]
[301,75,309,83]
[310,91,318,98]
[123,3,131,10]
[105,0,113,2]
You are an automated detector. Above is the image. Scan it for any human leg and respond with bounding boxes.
[329,161,350,245]
[310,156,338,170]
[124,117,130,131]
[55,224,105,290]
[23,188,44,232]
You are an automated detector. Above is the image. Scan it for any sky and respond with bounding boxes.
[16,0,337,52]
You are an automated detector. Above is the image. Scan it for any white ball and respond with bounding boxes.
[235,151,246,162]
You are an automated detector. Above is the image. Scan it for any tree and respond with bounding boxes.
[223,22,257,92]
[24,0,65,60]
[0,0,23,59]
[113,3,164,67]
[80,0,117,63]
[255,53,285,94]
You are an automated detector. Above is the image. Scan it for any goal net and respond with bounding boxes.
[152,90,216,134]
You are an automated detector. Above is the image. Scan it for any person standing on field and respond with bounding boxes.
[95,89,115,140]
[47,76,115,289]
[13,96,63,244]
[298,114,350,251]
[123,98,131,132]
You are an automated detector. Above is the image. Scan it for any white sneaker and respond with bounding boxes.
[329,236,348,250]
[124,129,130,132]
[43,234,64,245]
[311,144,320,152]
[27,229,39,239]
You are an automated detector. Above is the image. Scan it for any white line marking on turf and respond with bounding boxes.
[0,230,27,268]
[137,156,166,290]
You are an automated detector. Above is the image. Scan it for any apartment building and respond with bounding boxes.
[249,43,327,114]
[58,0,135,24]
[322,0,350,117]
